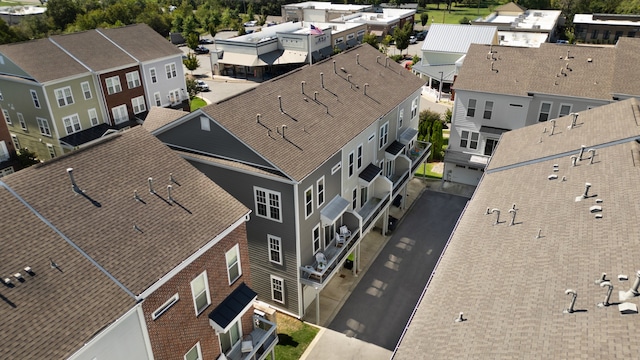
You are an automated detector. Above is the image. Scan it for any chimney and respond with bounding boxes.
[256,114,261,124]
[364,83,369,96]
[148,177,155,194]
[281,125,287,138]
[301,81,305,94]
[333,60,336,74]
[66,168,82,194]
[320,72,324,88]
[278,95,284,113]
[356,53,359,65]
[167,185,174,203]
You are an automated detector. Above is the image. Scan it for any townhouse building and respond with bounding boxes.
[0,127,277,360]
[445,38,640,185]
[146,44,430,321]
[0,24,186,162]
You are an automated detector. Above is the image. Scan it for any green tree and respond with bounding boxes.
[430,120,444,161]
[183,53,200,74]
[46,0,82,30]
[412,54,421,65]
[246,3,255,21]
[444,108,452,123]
[0,18,28,44]
[185,76,199,98]
[420,12,429,26]
[459,16,471,24]
[17,148,40,167]
[186,32,200,51]
[418,109,442,141]
[362,32,379,49]
[394,22,412,55]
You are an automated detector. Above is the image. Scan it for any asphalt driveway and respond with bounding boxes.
[327,190,469,350]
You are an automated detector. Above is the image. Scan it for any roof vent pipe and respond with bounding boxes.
[454,312,465,323]
[170,173,179,186]
[278,96,284,113]
[588,149,596,164]
[385,57,389,67]
[134,190,142,202]
[630,271,640,296]
[597,281,613,307]
[571,155,577,167]
[536,228,542,239]
[148,177,155,194]
[568,113,578,129]
[364,83,369,96]
[320,72,324,89]
[508,208,517,226]
[566,50,571,59]
[578,145,586,160]
[549,119,556,135]
[301,81,305,94]
[491,208,501,225]
[67,168,82,194]
[356,53,359,65]
[333,60,336,73]
[595,272,608,284]
[563,289,578,313]
[167,185,174,203]
[376,56,380,64]
[256,114,261,124]
[281,125,287,138]
[347,74,352,82]
[314,91,318,101]
[582,182,592,199]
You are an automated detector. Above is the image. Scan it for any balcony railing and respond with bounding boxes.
[409,141,432,173]
[359,195,390,233]
[300,229,362,287]
[226,316,278,360]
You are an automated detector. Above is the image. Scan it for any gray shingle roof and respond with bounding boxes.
[143,106,188,132]
[0,186,134,359]
[394,98,640,359]
[2,127,249,296]
[198,44,425,182]
[612,37,640,97]
[421,24,498,54]
[0,38,89,82]
[98,24,182,62]
[50,30,136,72]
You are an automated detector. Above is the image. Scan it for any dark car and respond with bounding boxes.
[199,38,213,44]
[194,45,209,54]
[416,31,427,41]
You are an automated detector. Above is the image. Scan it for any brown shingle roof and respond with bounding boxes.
[612,37,640,97]
[98,24,182,62]
[2,127,249,296]
[143,106,188,132]
[0,38,89,82]
[394,98,640,359]
[199,44,425,182]
[0,186,134,359]
[50,30,136,72]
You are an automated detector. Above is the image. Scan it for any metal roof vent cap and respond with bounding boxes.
[595,273,608,284]
[582,182,592,199]
[563,289,578,314]
[67,168,83,194]
[454,312,466,322]
[597,281,614,308]
[589,205,602,213]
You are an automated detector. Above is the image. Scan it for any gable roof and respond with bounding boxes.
[495,1,526,13]
[50,30,136,72]
[2,127,249,296]
[421,24,498,54]
[0,38,89,83]
[454,42,618,99]
[97,24,182,62]
[394,98,640,359]
[143,106,188,132]
[0,185,134,359]
[194,44,425,182]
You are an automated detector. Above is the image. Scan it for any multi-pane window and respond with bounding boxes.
[411,98,418,118]
[17,113,26,130]
[112,104,129,124]
[88,108,99,126]
[63,114,81,135]
[126,71,141,89]
[399,108,404,128]
[37,117,51,136]
[460,130,479,150]
[105,76,122,95]
[47,144,56,159]
[11,134,20,150]
[483,101,493,120]
[271,276,284,303]
[150,68,157,83]
[305,187,313,218]
[2,109,10,124]
[360,186,368,207]
[379,122,389,149]
[184,342,202,360]
[226,244,242,284]
[484,138,499,156]
[81,81,92,99]
[312,225,321,254]
[268,235,282,265]
[55,87,74,107]
[166,63,177,79]
[558,104,572,117]
[169,89,180,103]
[467,99,476,117]
[352,187,357,210]
[357,144,363,169]
[154,92,162,106]
[131,96,146,114]
[30,90,40,108]
[348,151,354,177]
[538,102,552,122]
[254,187,282,222]
[219,320,240,354]
[591,29,598,40]
[316,177,325,207]
[190,271,210,315]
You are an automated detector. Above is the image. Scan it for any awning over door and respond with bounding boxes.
[208,283,257,333]
[218,53,266,67]
[359,163,382,186]
[385,140,405,160]
[399,127,418,145]
[320,195,350,226]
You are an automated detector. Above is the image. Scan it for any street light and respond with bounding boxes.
[438,71,443,102]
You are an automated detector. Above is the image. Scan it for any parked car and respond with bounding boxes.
[409,36,417,44]
[416,31,427,41]
[194,45,209,54]
[243,20,257,27]
[199,38,213,44]
[195,79,209,92]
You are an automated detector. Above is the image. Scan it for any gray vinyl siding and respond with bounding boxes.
[187,160,300,315]
[156,116,274,169]
[524,95,609,126]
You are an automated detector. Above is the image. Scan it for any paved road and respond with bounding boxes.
[327,190,468,350]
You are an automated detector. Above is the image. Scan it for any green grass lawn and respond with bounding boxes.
[415,162,443,179]
[274,313,319,360]
[416,2,501,25]
[190,97,207,111]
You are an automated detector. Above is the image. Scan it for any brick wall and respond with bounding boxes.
[141,222,255,359]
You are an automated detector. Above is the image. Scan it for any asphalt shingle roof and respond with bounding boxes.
[50,30,136,72]
[98,24,182,62]
[2,127,249,296]
[198,44,425,182]
[143,106,188,132]
[612,37,640,97]
[394,98,640,359]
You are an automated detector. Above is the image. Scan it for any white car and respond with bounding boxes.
[195,79,209,92]
[409,36,417,45]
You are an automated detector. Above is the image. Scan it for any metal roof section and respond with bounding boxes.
[208,283,257,332]
[320,194,350,226]
[421,24,498,54]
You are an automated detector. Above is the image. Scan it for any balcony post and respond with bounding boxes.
[315,288,321,325]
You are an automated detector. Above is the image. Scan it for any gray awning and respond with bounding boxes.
[399,127,419,145]
[258,49,283,65]
[320,195,350,226]
[480,126,510,135]
[208,283,257,333]
[359,163,382,185]
[218,52,267,67]
[276,49,308,65]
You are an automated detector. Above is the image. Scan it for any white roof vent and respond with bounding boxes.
[618,302,638,314]
[590,205,602,213]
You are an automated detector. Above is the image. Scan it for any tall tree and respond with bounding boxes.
[46,0,82,30]
[394,21,412,55]
[362,32,379,49]
[421,12,429,26]
[183,53,200,74]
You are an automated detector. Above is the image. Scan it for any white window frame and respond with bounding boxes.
[154,92,162,106]
[357,144,363,169]
[352,187,357,210]
[81,81,92,100]
[190,271,211,315]
[538,102,552,122]
[11,134,20,150]
[467,99,476,117]
[460,130,479,150]
[88,108,99,126]
[316,176,325,208]
[2,109,10,125]
[111,104,129,125]
[47,143,56,159]
[254,186,282,222]
[219,320,241,354]
[379,122,389,149]
[271,275,285,304]
[105,76,122,95]
[411,97,418,118]
[268,235,282,265]
[36,117,51,136]
[483,101,493,120]
[360,184,368,207]
[331,162,341,174]
[30,90,40,108]
[150,67,157,83]
[62,114,81,135]
[558,103,572,118]
[166,63,177,79]
[312,224,321,254]
[152,293,179,320]
[348,150,354,177]
[17,113,26,130]
[226,244,242,285]
[398,108,404,128]
[169,89,180,104]
[126,71,141,89]
[305,186,313,219]
[184,342,202,360]
[55,86,74,107]
[131,96,146,114]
